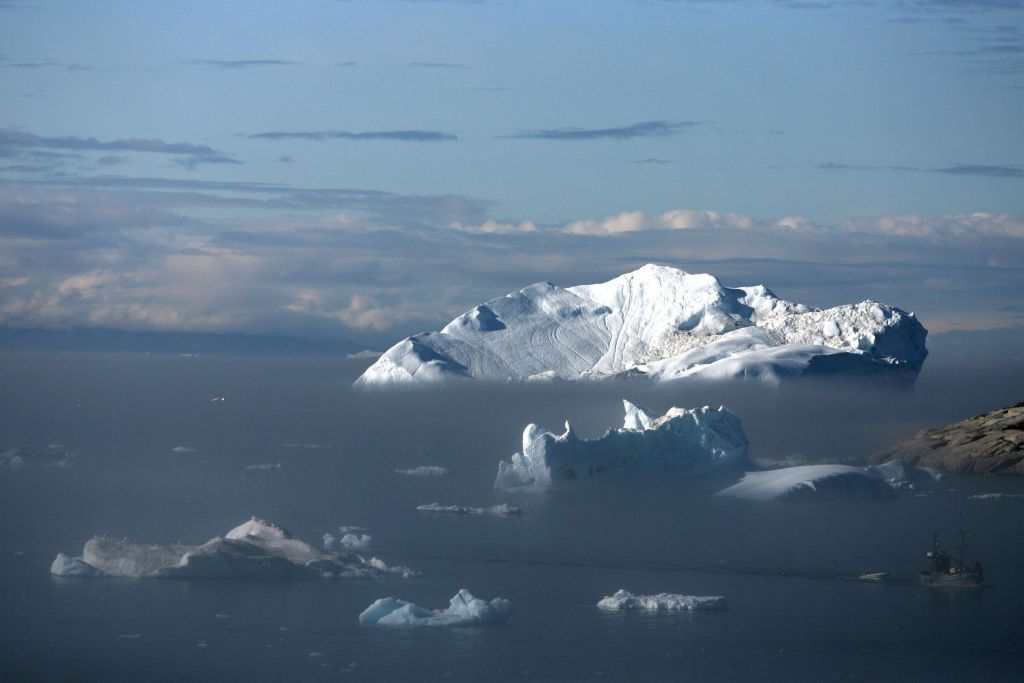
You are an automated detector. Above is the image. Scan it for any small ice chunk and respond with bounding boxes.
[50,553,99,577]
[171,446,196,453]
[416,503,521,516]
[359,589,512,627]
[395,466,448,477]
[822,320,841,338]
[969,493,1024,500]
[597,589,726,611]
[245,462,282,471]
[323,532,372,551]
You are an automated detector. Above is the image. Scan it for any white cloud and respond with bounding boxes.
[448,219,539,234]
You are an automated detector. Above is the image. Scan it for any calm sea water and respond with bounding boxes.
[1,351,1022,682]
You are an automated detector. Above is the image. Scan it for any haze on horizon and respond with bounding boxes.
[1,0,1022,350]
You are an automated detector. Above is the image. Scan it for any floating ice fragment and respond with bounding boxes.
[597,590,727,611]
[1,446,76,470]
[395,466,448,477]
[969,492,1024,500]
[416,503,521,516]
[716,465,896,501]
[171,446,196,453]
[50,553,99,577]
[323,532,372,551]
[245,462,282,471]
[50,518,414,580]
[359,589,512,627]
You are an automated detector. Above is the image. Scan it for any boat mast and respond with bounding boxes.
[957,491,967,570]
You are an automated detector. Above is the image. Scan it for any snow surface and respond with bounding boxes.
[416,503,521,516]
[716,465,897,501]
[355,264,928,388]
[597,590,727,611]
[495,400,749,490]
[50,518,414,579]
[359,589,512,627]
[395,466,448,477]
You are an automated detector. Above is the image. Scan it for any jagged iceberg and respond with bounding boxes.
[495,400,749,490]
[356,264,928,388]
[716,465,897,501]
[598,590,727,611]
[50,518,414,579]
[359,589,512,627]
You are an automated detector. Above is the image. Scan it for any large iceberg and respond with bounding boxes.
[495,400,749,490]
[598,590,727,611]
[359,589,512,627]
[356,264,927,388]
[716,465,897,501]
[50,518,414,579]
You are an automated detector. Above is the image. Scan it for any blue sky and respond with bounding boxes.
[1,0,1022,345]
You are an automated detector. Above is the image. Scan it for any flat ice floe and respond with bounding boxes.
[1,446,75,469]
[598,590,727,611]
[717,465,897,501]
[416,503,521,516]
[495,400,749,490]
[359,589,512,627]
[50,518,414,579]
[356,264,928,388]
[395,466,448,477]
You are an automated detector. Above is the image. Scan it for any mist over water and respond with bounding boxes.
[1,343,1022,681]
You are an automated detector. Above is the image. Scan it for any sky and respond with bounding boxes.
[0,0,1022,348]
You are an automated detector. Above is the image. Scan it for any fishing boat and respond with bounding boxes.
[920,498,984,589]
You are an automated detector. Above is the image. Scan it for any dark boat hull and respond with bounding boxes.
[919,571,984,589]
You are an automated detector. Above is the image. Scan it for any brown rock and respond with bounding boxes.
[869,401,1024,475]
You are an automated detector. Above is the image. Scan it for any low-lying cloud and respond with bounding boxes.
[502,120,705,141]
[247,130,458,142]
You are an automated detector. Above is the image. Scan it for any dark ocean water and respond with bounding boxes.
[1,350,1022,682]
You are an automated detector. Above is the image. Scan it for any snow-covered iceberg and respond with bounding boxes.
[716,465,897,501]
[51,518,414,579]
[355,264,928,388]
[598,590,727,611]
[495,400,749,490]
[359,589,512,627]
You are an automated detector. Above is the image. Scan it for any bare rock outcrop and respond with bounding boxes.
[870,402,1024,475]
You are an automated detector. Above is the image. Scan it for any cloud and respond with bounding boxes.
[185,59,301,69]
[563,209,756,235]
[502,120,705,141]
[819,161,1024,178]
[838,212,1024,237]
[246,130,458,142]
[0,129,238,167]
[448,219,540,234]
[1,179,1021,342]
[0,58,88,70]
[408,61,467,68]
